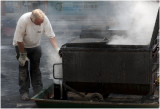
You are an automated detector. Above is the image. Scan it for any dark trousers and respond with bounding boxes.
[15,46,43,94]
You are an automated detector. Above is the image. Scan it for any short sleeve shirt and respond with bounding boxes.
[13,12,55,48]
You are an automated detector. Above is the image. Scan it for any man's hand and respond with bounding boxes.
[49,38,62,57]
[56,48,62,57]
[59,49,62,57]
[18,52,29,66]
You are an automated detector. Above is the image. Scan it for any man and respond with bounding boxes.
[13,9,60,101]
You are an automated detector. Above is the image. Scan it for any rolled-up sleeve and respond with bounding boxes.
[13,17,26,43]
[43,16,55,38]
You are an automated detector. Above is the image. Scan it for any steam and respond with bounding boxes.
[108,1,158,45]
[43,1,159,81]
[46,47,62,82]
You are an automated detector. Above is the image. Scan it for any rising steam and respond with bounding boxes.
[45,1,159,81]
[108,1,158,45]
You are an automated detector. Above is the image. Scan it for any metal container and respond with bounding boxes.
[60,10,159,96]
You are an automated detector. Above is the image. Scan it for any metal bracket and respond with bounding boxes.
[53,63,63,79]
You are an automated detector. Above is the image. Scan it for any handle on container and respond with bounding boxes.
[53,63,63,79]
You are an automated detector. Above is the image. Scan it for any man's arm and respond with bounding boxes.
[17,42,25,53]
[49,37,59,50]
[49,37,63,57]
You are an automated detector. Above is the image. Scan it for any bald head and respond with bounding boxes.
[30,9,45,25]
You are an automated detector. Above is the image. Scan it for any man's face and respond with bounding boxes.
[34,18,44,25]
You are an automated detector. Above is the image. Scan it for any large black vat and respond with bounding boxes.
[59,10,159,97]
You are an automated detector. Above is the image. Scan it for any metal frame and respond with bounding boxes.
[53,63,63,79]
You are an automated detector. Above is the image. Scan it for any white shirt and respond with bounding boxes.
[13,12,55,48]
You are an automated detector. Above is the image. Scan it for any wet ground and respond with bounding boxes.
[1,34,71,108]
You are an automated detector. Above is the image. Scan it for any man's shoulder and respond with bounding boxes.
[18,12,31,24]
[21,12,32,19]
[43,15,51,24]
